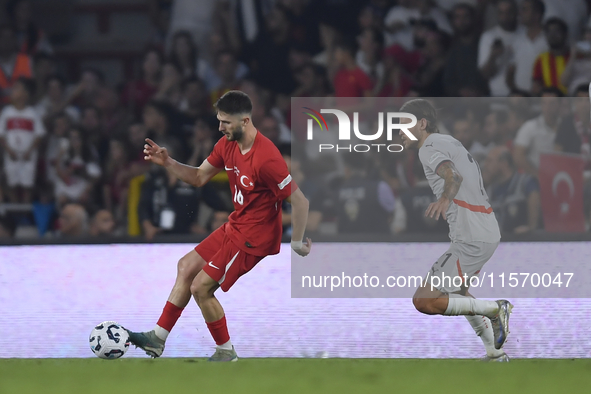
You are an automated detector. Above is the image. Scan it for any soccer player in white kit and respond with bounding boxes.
[399,99,513,362]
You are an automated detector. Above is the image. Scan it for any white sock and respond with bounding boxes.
[153,325,169,341]
[444,294,499,318]
[465,315,505,357]
[217,340,233,350]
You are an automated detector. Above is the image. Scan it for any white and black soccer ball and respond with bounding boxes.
[89,321,130,359]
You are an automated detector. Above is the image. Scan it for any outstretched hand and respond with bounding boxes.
[144,138,170,167]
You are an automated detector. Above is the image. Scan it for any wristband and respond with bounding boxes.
[291,240,303,250]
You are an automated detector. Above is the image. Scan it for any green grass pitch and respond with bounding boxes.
[1,358,590,394]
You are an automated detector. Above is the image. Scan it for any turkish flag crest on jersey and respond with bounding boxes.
[539,153,585,232]
[237,173,255,191]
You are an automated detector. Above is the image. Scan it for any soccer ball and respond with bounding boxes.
[89,321,130,359]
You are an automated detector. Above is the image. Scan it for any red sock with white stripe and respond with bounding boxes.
[154,301,184,341]
[206,315,233,350]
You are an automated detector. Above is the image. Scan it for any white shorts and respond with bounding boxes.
[4,155,37,188]
[426,241,499,293]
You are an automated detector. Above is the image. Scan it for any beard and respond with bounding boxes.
[225,125,244,141]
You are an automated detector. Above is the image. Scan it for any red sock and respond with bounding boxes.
[206,315,230,345]
[156,301,184,332]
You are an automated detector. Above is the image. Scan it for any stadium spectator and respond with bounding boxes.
[186,118,215,168]
[246,5,297,95]
[0,77,44,203]
[35,74,80,123]
[102,138,131,222]
[292,62,330,97]
[209,51,242,105]
[169,30,210,79]
[79,106,109,165]
[565,85,591,175]
[154,61,183,107]
[138,163,226,240]
[259,116,281,146]
[44,112,72,186]
[414,28,449,97]
[7,0,52,55]
[532,18,570,95]
[142,100,183,156]
[68,68,104,109]
[554,85,589,155]
[478,0,521,97]
[178,77,210,120]
[89,209,116,237]
[452,116,489,165]
[57,203,89,237]
[31,52,56,103]
[513,87,563,177]
[53,128,102,209]
[0,24,33,104]
[541,0,588,45]
[560,24,591,95]
[443,4,489,96]
[120,48,163,119]
[356,27,385,92]
[282,0,322,56]
[332,38,374,97]
[485,146,540,234]
[378,45,413,97]
[335,153,395,234]
[506,0,547,93]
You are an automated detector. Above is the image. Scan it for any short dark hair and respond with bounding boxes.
[526,0,545,18]
[544,17,568,35]
[15,77,35,97]
[214,90,253,115]
[399,99,439,133]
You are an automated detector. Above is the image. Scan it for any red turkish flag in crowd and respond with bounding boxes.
[538,153,586,232]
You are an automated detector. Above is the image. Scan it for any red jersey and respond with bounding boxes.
[333,67,373,97]
[206,131,297,256]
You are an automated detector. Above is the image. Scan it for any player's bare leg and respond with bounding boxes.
[125,250,206,357]
[191,270,238,362]
[413,281,513,350]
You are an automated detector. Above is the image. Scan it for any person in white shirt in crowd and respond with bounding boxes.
[0,77,45,203]
[561,22,591,96]
[384,0,451,51]
[512,87,563,178]
[478,0,523,97]
[506,0,548,93]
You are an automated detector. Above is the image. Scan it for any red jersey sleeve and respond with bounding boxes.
[259,155,298,200]
[207,138,225,168]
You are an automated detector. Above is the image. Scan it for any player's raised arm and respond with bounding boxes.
[287,188,311,257]
[425,161,463,221]
[144,138,221,187]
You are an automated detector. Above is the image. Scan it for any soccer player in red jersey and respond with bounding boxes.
[125,90,311,361]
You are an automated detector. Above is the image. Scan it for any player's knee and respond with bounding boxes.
[177,255,202,282]
[413,297,436,315]
[190,279,212,301]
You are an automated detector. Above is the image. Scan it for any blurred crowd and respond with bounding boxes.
[0,0,590,240]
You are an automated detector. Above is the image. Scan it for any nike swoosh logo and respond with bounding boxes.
[208,261,220,269]
[225,166,232,171]
[425,143,433,147]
